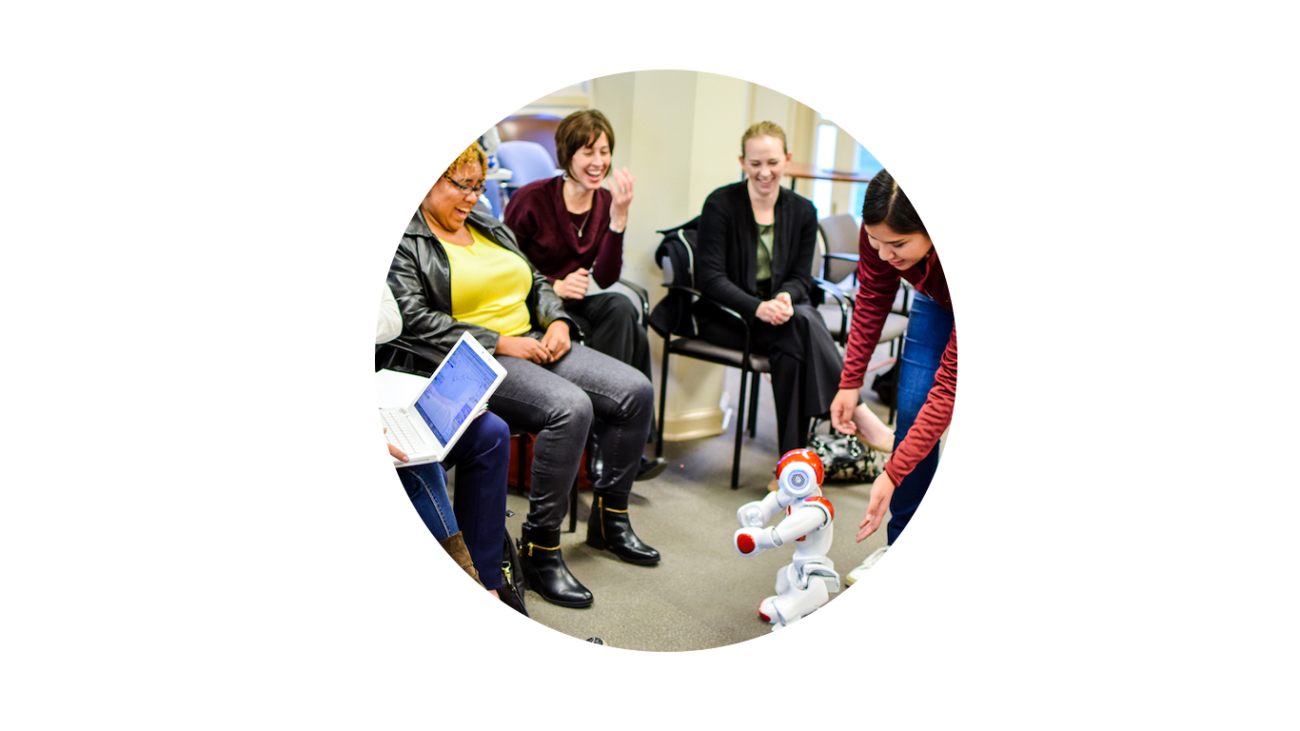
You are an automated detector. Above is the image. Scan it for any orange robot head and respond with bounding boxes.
[775,449,824,496]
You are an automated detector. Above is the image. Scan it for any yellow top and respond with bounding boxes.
[443,227,533,337]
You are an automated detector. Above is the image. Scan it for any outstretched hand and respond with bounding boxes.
[857,470,896,541]
[830,388,859,435]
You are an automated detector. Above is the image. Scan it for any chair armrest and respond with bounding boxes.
[823,252,860,263]
[812,276,851,305]
[663,284,749,329]
[813,277,852,347]
[617,278,651,321]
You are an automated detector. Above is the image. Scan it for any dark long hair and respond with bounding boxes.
[861,169,927,237]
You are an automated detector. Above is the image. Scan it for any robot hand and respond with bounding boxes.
[737,501,767,528]
[734,526,780,557]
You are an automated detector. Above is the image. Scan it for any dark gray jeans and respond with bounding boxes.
[488,339,654,530]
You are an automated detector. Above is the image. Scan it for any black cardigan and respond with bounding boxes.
[693,181,818,320]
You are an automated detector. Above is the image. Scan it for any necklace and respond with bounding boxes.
[571,207,594,239]
[563,173,596,239]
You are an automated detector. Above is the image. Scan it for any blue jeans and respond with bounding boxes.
[398,412,510,590]
[399,463,458,540]
[888,292,954,545]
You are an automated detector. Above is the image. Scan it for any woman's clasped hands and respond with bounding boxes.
[496,320,572,364]
[755,291,794,325]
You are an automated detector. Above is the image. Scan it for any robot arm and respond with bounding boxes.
[736,492,782,528]
[734,498,832,557]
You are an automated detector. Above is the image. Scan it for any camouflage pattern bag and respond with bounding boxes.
[808,432,887,483]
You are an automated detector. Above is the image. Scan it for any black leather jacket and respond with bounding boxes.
[378,208,574,373]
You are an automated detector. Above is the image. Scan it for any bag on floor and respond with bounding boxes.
[499,517,528,617]
[808,432,886,483]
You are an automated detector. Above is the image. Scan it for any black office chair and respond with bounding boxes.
[648,223,852,490]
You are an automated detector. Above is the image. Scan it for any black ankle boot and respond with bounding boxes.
[519,525,593,608]
[586,492,660,565]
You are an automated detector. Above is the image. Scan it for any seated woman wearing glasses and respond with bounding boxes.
[504,111,666,481]
[694,122,896,488]
[383,142,659,609]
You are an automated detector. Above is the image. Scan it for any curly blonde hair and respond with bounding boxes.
[444,141,487,179]
[741,121,787,155]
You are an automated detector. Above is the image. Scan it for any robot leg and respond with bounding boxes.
[769,580,830,631]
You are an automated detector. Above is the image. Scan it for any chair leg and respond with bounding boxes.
[732,368,748,490]
[513,433,529,492]
[568,475,578,533]
[656,339,671,458]
[747,370,760,438]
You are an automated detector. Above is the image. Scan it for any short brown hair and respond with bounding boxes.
[555,109,615,174]
[741,121,787,156]
[444,142,487,179]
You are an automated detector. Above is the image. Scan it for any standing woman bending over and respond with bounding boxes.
[830,170,956,560]
[504,109,665,480]
[694,122,895,482]
[382,143,659,609]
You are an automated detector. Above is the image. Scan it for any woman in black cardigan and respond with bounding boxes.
[694,122,894,482]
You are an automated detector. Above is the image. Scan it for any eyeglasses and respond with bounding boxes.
[443,175,488,197]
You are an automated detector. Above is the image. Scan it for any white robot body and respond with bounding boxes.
[734,451,840,631]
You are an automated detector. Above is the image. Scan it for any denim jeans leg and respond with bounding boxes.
[443,412,510,591]
[887,292,955,545]
[398,463,458,542]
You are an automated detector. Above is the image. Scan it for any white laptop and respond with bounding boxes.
[379,332,507,468]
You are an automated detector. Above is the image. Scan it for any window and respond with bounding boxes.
[849,144,884,222]
[811,123,838,218]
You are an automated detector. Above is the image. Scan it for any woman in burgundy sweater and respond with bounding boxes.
[505,111,666,480]
[829,170,956,562]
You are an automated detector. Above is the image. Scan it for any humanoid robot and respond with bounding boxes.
[734,449,840,631]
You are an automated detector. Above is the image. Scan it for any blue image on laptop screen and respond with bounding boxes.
[413,342,498,445]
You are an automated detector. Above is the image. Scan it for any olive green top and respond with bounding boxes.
[755,222,774,283]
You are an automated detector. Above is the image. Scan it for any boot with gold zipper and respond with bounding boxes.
[518,524,593,608]
[586,492,660,566]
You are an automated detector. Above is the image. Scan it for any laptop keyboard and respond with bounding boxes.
[381,410,424,455]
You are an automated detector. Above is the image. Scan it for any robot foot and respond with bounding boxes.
[758,597,779,625]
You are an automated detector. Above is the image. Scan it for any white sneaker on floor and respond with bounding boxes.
[845,546,889,586]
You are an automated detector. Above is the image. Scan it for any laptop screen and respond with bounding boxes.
[413,339,500,446]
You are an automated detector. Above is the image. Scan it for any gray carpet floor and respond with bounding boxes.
[490,368,899,652]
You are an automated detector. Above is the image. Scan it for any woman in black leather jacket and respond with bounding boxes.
[381,142,660,609]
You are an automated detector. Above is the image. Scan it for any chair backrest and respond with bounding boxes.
[496,115,562,167]
[476,179,503,218]
[818,213,860,285]
[812,227,826,279]
[496,141,561,190]
[648,220,701,338]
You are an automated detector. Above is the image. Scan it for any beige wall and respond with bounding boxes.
[508,71,824,440]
